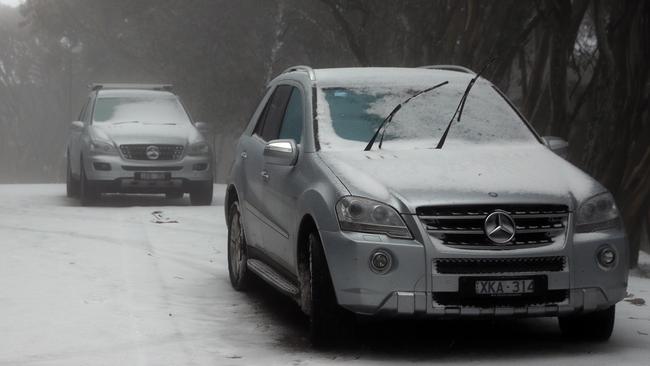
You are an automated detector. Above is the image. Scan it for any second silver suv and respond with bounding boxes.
[66,84,213,206]
[225,66,628,345]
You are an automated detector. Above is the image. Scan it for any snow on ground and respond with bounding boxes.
[0,184,649,365]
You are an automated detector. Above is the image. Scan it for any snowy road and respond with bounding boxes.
[1,185,649,365]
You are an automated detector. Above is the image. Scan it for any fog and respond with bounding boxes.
[0,0,648,259]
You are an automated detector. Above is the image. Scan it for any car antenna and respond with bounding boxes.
[365,81,449,151]
[434,57,497,149]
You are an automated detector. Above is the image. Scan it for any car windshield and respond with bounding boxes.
[315,80,538,151]
[93,95,191,124]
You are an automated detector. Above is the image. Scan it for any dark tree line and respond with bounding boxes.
[0,0,648,264]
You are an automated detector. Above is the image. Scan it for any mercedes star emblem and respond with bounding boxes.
[146,145,160,160]
[484,210,516,244]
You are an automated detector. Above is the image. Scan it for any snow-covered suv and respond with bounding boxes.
[66,84,213,206]
[225,66,628,345]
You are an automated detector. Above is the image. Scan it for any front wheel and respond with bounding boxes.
[190,181,213,206]
[306,231,354,347]
[559,305,616,341]
[79,160,99,206]
[66,157,79,198]
[228,201,253,290]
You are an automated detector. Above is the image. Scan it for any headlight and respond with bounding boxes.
[187,141,209,155]
[576,192,620,233]
[89,139,118,155]
[336,196,412,239]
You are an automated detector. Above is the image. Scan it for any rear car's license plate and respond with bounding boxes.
[135,172,170,181]
[475,279,535,295]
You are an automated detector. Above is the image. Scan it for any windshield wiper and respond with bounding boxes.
[364,81,449,151]
[434,57,496,149]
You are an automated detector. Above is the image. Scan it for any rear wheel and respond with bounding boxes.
[190,181,213,206]
[306,231,354,347]
[228,201,252,291]
[66,156,79,198]
[559,305,616,341]
[79,159,98,206]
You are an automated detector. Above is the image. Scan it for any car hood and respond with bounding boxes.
[91,122,199,146]
[318,144,605,214]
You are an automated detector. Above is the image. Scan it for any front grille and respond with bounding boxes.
[432,290,568,307]
[434,256,566,274]
[417,204,569,249]
[120,144,184,161]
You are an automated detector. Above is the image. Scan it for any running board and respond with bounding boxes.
[247,259,299,296]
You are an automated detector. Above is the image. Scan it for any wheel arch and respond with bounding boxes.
[225,184,239,223]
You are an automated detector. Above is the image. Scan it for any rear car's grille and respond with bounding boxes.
[120,144,184,161]
[432,290,568,307]
[417,204,569,249]
[434,256,566,274]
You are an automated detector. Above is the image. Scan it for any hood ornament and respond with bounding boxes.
[484,210,516,244]
[146,145,160,160]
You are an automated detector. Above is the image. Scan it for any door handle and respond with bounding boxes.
[241,151,248,159]
[260,170,270,182]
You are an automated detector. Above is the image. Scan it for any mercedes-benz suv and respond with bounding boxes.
[225,66,629,345]
[66,84,213,206]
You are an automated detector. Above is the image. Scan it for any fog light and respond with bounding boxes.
[597,247,617,268]
[192,163,208,171]
[369,250,392,274]
[93,162,111,171]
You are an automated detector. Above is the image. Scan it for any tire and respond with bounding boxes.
[559,305,616,341]
[66,157,79,198]
[79,159,98,206]
[227,201,253,291]
[166,192,184,200]
[190,181,213,206]
[306,231,354,348]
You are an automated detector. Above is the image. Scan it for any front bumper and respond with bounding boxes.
[320,216,628,318]
[83,153,212,192]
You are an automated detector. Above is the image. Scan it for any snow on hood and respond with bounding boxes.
[91,122,201,146]
[318,143,605,214]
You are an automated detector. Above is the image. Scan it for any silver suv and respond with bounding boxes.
[226,66,628,345]
[66,84,213,206]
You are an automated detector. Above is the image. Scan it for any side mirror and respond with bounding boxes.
[70,121,84,131]
[264,139,298,166]
[195,121,212,135]
[543,136,569,159]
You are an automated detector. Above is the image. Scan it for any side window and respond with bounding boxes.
[278,88,304,143]
[253,85,292,141]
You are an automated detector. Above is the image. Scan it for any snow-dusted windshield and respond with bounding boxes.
[93,96,191,124]
[316,81,537,151]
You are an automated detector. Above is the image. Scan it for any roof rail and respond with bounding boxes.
[90,83,174,92]
[418,65,476,74]
[281,65,316,81]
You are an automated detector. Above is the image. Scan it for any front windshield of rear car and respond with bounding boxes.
[315,80,538,151]
[93,95,191,124]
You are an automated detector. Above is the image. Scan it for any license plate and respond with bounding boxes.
[475,279,535,295]
[136,172,169,181]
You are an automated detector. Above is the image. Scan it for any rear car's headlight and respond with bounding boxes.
[576,192,620,233]
[187,141,209,155]
[336,196,412,239]
[89,139,118,155]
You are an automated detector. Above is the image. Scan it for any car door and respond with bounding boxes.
[260,85,305,271]
[240,85,292,252]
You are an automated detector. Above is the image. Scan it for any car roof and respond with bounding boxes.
[310,67,477,88]
[96,89,177,98]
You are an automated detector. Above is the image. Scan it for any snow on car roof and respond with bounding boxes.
[96,89,177,98]
[313,67,477,88]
